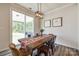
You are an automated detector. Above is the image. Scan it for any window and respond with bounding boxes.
[25,16,34,37]
[12,11,34,45]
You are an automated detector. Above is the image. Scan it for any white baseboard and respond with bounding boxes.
[0,48,9,52]
[56,43,78,50]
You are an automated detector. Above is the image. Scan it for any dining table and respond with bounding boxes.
[18,34,56,55]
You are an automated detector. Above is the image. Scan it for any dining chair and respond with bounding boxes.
[19,47,31,56]
[37,45,50,56]
[9,43,31,56]
[46,35,56,55]
[9,43,21,56]
[37,34,56,56]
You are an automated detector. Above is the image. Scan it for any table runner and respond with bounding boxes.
[18,34,54,49]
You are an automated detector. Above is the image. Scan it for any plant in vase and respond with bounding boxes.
[40,29,44,36]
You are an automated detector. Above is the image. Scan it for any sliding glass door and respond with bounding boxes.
[25,16,34,37]
[12,11,25,45]
[12,10,34,45]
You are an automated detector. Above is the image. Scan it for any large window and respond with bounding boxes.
[25,16,34,37]
[12,11,34,45]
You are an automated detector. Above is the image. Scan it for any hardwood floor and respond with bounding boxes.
[53,44,79,56]
[0,44,79,56]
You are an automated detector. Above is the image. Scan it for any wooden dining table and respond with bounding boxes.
[18,34,56,55]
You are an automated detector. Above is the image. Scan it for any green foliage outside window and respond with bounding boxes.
[26,22,33,32]
[12,21,24,33]
[12,21,33,33]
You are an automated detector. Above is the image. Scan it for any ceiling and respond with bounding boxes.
[18,3,73,13]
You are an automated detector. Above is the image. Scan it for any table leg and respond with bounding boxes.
[31,49,33,56]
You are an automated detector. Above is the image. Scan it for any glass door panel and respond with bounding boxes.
[12,11,25,45]
[25,16,34,37]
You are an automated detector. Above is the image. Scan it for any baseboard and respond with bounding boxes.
[55,43,79,51]
[0,48,9,53]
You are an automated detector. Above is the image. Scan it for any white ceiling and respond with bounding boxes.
[19,3,73,13]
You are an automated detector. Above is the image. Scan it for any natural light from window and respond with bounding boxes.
[12,11,34,45]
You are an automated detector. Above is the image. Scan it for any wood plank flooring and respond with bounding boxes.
[0,44,79,56]
[53,44,79,56]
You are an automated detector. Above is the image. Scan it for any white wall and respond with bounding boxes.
[0,4,10,51]
[34,17,41,34]
[78,4,79,50]
[41,4,78,49]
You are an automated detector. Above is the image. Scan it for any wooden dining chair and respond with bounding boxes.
[37,45,50,56]
[46,35,56,55]
[37,35,56,56]
[9,43,31,56]
[19,47,31,56]
[9,43,21,56]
